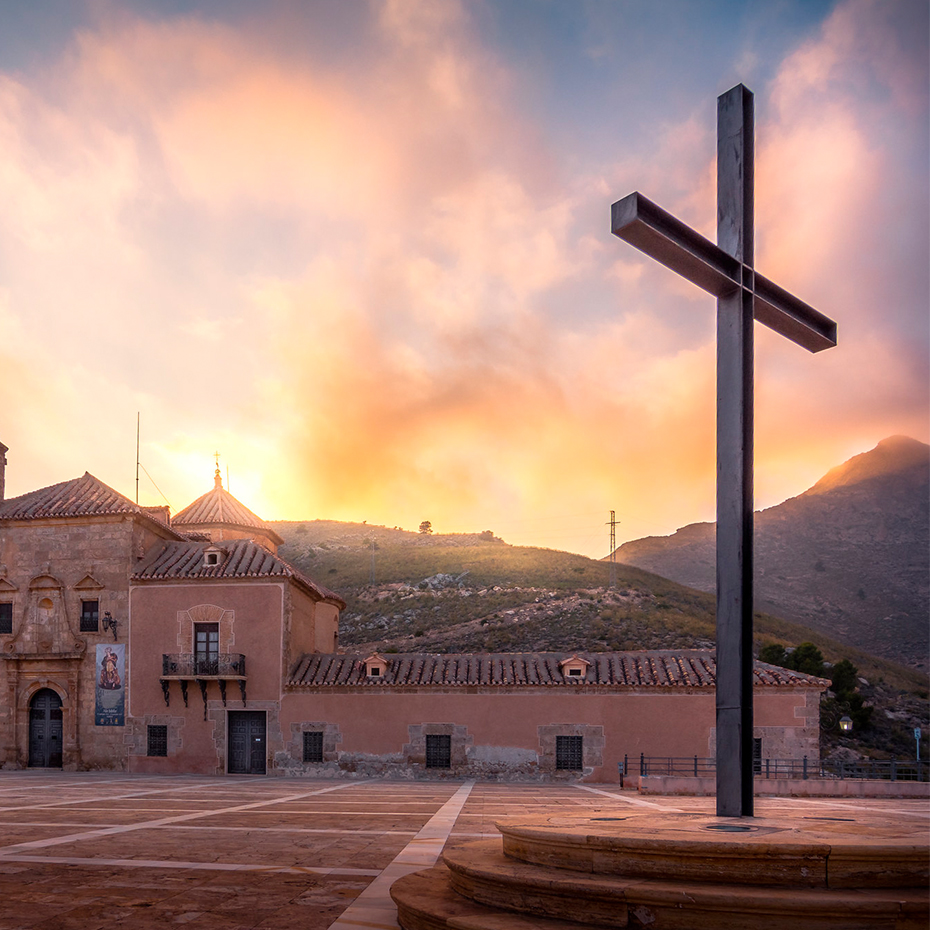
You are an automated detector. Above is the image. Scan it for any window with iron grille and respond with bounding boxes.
[425,734,451,768]
[753,737,763,775]
[303,731,324,763]
[0,603,12,635]
[80,600,99,633]
[556,735,583,770]
[147,725,168,757]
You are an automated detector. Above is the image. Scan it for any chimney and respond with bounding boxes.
[0,441,6,502]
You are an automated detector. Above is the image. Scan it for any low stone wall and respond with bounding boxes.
[273,749,591,782]
[626,774,930,798]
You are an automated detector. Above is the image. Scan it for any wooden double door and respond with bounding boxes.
[29,689,63,768]
[228,711,266,774]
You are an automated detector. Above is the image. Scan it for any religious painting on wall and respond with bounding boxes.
[95,643,125,726]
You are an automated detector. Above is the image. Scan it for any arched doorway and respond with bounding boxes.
[29,689,63,768]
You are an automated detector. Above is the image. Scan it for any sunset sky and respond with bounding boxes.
[1,0,926,558]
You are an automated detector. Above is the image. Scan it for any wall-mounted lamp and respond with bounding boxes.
[820,697,855,735]
[102,611,119,641]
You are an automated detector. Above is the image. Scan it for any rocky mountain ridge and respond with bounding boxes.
[614,436,929,670]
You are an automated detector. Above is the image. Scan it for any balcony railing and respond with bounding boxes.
[160,654,248,718]
[162,653,246,678]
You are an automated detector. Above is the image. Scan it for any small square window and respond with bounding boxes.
[147,725,168,757]
[205,553,219,565]
[303,731,324,763]
[556,735,583,770]
[0,603,12,635]
[368,665,381,677]
[80,600,99,633]
[568,668,582,677]
[425,734,451,769]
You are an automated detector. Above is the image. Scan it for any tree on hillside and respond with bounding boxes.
[830,658,859,695]
[757,642,823,676]
[758,644,788,666]
[828,658,873,731]
[419,520,432,535]
[763,647,873,733]
[791,642,825,677]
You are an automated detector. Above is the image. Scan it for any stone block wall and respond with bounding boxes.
[537,723,605,776]
[0,514,175,770]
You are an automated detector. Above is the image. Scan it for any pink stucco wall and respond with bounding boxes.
[276,687,818,782]
[127,581,287,773]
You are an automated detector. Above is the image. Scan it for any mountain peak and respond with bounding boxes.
[614,434,929,669]
[806,435,929,496]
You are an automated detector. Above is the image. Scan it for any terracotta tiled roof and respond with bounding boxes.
[287,651,829,689]
[132,538,345,606]
[172,485,284,546]
[0,473,157,522]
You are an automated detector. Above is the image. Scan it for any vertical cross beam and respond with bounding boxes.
[610,84,836,818]
[715,85,754,817]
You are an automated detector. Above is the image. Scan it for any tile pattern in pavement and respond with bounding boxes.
[0,773,924,929]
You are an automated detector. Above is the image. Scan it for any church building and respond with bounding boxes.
[0,448,826,780]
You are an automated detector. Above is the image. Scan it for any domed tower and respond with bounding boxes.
[172,468,284,554]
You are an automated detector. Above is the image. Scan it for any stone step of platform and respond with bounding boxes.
[496,811,929,888]
[437,839,928,929]
[391,864,596,930]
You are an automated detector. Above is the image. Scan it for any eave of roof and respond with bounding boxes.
[132,538,345,607]
[287,651,830,689]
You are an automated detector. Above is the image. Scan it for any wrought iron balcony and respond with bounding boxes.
[162,653,246,678]
[160,654,247,718]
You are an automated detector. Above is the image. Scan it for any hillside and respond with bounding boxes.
[273,524,923,689]
[613,436,929,671]
[273,523,928,760]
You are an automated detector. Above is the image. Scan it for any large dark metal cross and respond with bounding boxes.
[611,84,837,817]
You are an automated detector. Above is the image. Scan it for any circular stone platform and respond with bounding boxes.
[392,805,929,930]
[495,809,929,888]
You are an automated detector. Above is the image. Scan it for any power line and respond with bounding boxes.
[138,462,171,509]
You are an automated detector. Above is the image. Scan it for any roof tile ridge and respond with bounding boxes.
[83,471,140,512]
[216,485,228,523]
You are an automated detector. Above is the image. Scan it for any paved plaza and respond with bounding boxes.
[0,773,923,929]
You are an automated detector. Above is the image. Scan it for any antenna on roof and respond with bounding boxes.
[134,413,172,509]
[135,412,140,504]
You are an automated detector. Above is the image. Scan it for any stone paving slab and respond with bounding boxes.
[0,811,187,825]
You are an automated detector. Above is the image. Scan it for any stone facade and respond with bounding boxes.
[0,512,172,770]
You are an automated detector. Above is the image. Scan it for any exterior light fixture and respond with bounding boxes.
[839,715,853,733]
[102,611,119,641]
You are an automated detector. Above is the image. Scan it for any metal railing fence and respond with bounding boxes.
[619,753,927,782]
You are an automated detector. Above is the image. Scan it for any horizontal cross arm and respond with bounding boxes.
[611,192,838,354]
[611,192,740,298]
[753,273,837,353]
